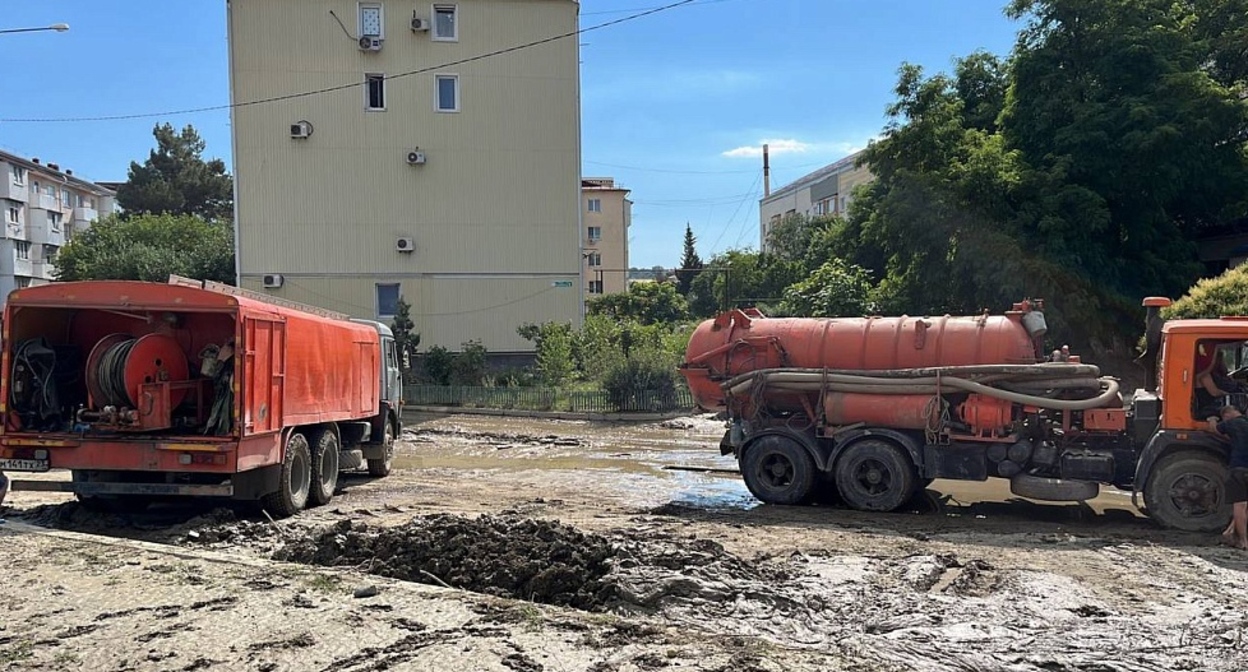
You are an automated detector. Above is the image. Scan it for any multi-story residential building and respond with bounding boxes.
[227,0,583,353]
[0,151,115,300]
[759,150,872,252]
[581,177,630,299]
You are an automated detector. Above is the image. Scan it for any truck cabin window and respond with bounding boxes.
[1194,339,1248,420]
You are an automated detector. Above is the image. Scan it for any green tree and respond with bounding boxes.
[765,213,829,264]
[423,345,454,385]
[535,325,574,386]
[450,340,489,386]
[1162,263,1248,320]
[676,224,704,295]
[53,213,234,284]
[587,281,689,325]
[779,259,876,317]
[116,123,233,220]
[390,297,420,372]
[687,250,806,317]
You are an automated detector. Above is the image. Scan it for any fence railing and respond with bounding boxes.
[403,384,695,414]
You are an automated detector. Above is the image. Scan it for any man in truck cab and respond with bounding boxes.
[1210,405,1248,549]
[1195,342,1247,419]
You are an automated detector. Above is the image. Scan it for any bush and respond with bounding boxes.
[601,349,680,412]
[1162,264,1248,320]
[779,258,875,317]
[450,339,489,386]
[423,345,454,385]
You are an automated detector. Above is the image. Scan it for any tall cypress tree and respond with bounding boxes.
[676,223,704,296]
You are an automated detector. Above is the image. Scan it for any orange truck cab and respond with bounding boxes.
[0,278,404,517]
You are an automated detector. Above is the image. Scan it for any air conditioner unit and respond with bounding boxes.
[290,121,313,139]
[262,273,284,289]
[406,150,426,165]
[411,17,430,32]
[358,35,383,51]
[395,237,415,253]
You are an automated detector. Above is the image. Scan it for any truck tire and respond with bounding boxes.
[308,429,340,507]
[835,439,916,512]
[1143,450,1230,532]
[261,432,312,518]
[367,420,395,477]
[740,434,817,505]
[1010,474,1099,502]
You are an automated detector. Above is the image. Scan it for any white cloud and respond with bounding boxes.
[721,138,811,159]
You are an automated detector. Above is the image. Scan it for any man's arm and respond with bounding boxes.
[1209,418,1225,434]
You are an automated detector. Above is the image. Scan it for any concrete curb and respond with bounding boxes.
[402,405,693,423]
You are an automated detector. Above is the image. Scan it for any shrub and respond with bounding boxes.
[423,345,453,385]
[1163,264,1248,320]
[450,339,489,386]
[601,349,680,412]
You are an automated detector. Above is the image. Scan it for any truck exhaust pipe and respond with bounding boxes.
[1138,297,1172,393]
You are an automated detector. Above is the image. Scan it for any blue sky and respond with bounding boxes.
[0,1,1020,268]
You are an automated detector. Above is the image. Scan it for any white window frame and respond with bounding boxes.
[60,188,72,209]
[11,166,24,186]
[47,211,62,232]
[42,244,57,263]
[587,198,602,213]
[358,2,384,38]
[431,4,458,42]
[587,252,602,267]
[588,280,603,295]
[435,74,460,113]
[587,226,602,242]
[365,73,387,111]
[7,206,19,224]
[15,241,31,261]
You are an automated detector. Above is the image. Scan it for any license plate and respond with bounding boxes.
[0,458,50,472]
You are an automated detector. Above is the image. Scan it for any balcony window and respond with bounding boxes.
[42,244,57,263]
[587,226,602,242]
[16,241,31,261]
[61,189,72,208]
[587,252,602,267]
[587,198,601,213]
[588,280,603,294]
[376,283,400,318]
[47,211,62,232]
[433,5,457,41]
[7,206,18,224]
[435,75,459,112]
[11,166,25,186]
[15,277,31,289]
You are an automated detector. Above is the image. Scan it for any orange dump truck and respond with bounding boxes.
[0,277,403,517]
[681,298,1248,531]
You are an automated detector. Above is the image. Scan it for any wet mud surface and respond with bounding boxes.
[1,412,1247,671]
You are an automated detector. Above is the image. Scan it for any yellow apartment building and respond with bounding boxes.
[227,0,583,353]
[581,177,630,299]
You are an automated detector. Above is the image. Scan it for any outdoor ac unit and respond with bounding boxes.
[406,150,426,165]
[358,35,383,51]
[290,121,313,139]
[411,17,430,32]
[395,237,415,253]
[262,273,284,289]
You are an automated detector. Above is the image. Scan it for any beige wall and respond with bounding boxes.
[228,0,582,352]
[758,152,873,252]
[581,178,630,297]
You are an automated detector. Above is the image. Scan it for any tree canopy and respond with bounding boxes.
[587,281,689,325]
[53,214,235,284]
[116,123,233,221]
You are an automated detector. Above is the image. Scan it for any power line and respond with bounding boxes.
[284,279,561,317]
[706,170,762,255]
[581,0,734,16]
[0,0,699,124]
[584,158,833,176]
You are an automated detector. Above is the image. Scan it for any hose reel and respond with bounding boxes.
[85,333,190,410]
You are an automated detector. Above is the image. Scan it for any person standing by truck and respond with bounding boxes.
[1210,405,1248,549]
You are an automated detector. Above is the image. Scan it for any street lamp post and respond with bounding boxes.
[0,23,69,35]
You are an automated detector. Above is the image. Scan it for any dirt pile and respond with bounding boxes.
[273,514,618,610]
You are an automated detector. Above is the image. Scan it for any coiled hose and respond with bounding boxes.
[94,338,139,407]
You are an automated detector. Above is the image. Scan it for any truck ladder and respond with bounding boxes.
[167,274,353,322]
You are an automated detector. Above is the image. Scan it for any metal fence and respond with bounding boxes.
[404,384,695,414]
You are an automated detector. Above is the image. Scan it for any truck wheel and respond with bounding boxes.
[261,432,311,518]
[835,439,916,512]
[740,435,816,505]
[1144,450,1230,532]
[1010,474,1099,502]
[308,429,340,507]
[367,421,395,477]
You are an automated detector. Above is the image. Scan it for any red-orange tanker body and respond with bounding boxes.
[0,279,405,518]
[677,300,1162,519]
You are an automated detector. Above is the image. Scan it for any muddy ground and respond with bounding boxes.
[2,412,1247,671]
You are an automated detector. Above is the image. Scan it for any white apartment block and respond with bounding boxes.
[759,151,871,252]
[227,0,583,353]
[0,151,115,300]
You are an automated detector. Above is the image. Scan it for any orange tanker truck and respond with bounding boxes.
[0,277,403,517]
[680,297,1248,531]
